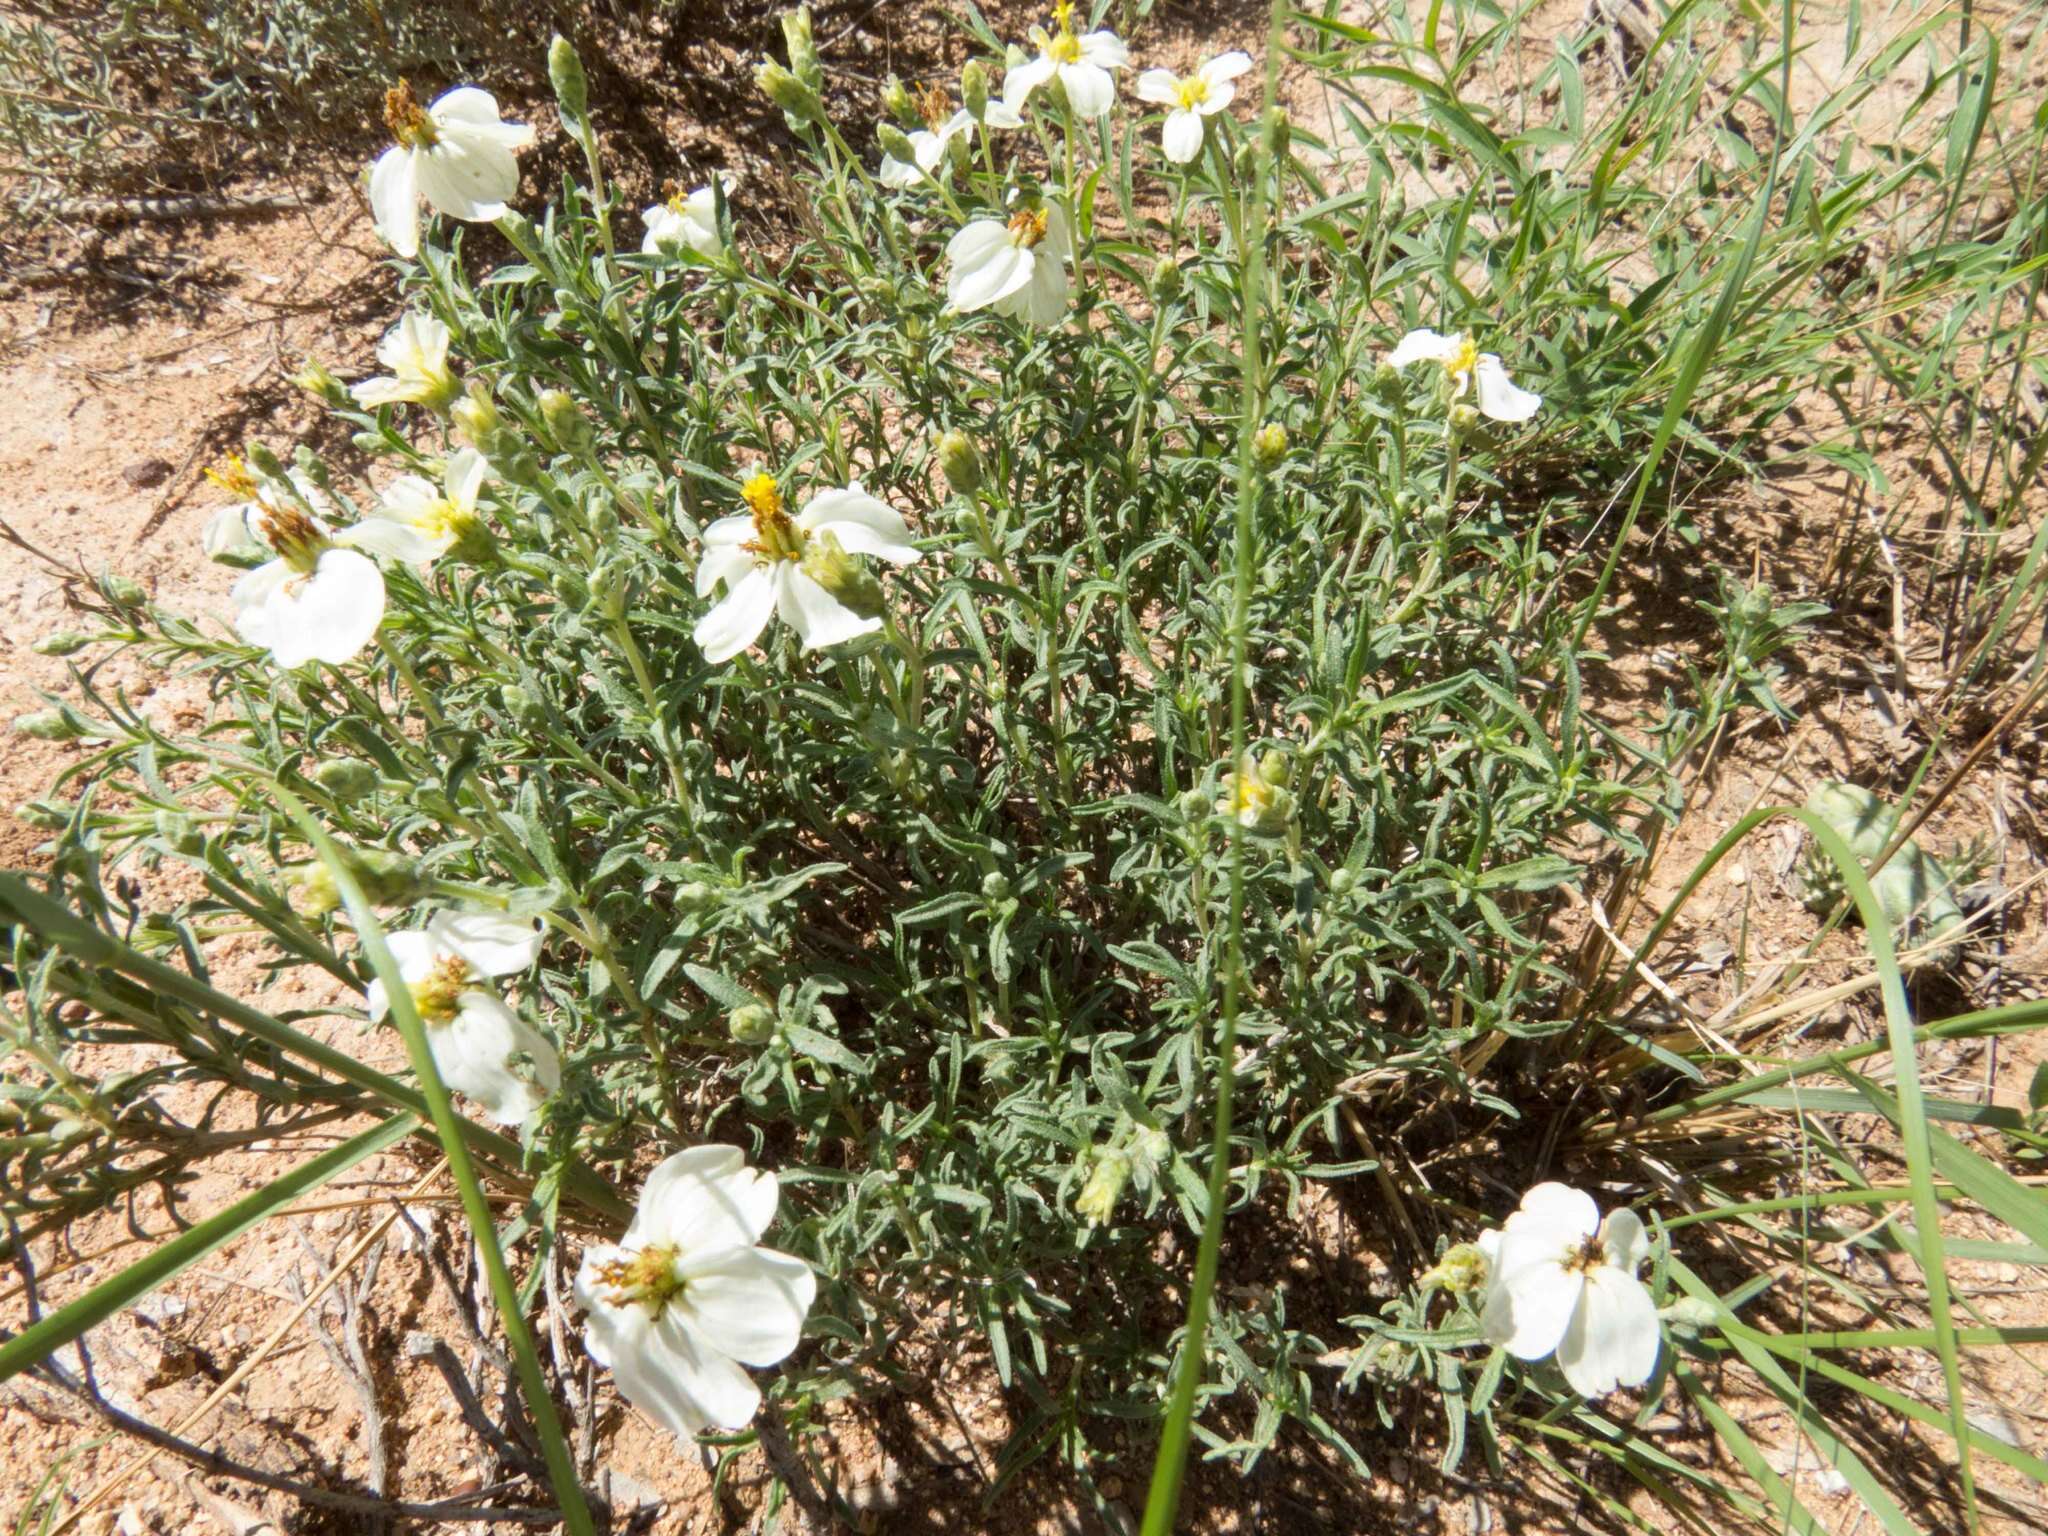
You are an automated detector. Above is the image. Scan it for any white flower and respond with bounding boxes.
[351,312,461,413]
[202,456,328,565]
[879,86,1023,188]
[1133,52,1252,163]
[1386,328,1543,422]
[364,911,558,1127]
[351,448,491,564]
[693,473,921,663]
[227,501,388,669]
[574,1145,816,1438]
[643,179,727,258]
[1478,1183,1660,1398]
[369,82,535,259]
[944,201,1071,326]
[1003,4,1129,119]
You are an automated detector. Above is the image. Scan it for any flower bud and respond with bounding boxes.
[1255,750,1290,789]
[32,632,91,657]
[757,60,821,128]
[1419,1241,1489,1295]
[877,122,918,167]
[935,429,983,494]
[14,708,86,742]
[883,74,916,124]
[451,382,502,451]
[548,34,589,125]
[1659,1295,1719,1339]
[980,871,1010,901]
[800,529,886,621]
[961,60,990,120]
[291,358,349,407]
[780,7,822,92]
[1448,403,1480,435]
[728,1002,776,1044]
[1329,867,1357,895]
[312,756,380,804]
[536,389,593,456]
[245,442,287,479]
[1148,255,1183,302]
[1264,106,1292,159]
[100,572,146,606]
[1252,422,1288,467]
[1372,359,1401,395]
[1074,1147,1130,1226]
[287,846,424,916]
[1176,787,1210,821]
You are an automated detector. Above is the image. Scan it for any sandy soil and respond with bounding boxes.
[3,1,2045,1533]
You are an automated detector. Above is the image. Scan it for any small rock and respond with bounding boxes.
[603,1467,664,1513]
[1726,862,1748,887]
[121,458,174,490]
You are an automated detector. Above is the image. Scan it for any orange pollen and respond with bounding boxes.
[258,505,325,564]
[917,82,951,130]
[1564,1236,1607,1275]
[1008,206,1050,248]
[595,1243,684,1311]
[384,80,436,147]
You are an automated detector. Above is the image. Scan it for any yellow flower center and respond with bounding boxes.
[1008,206,1051,248]
[1174,76,1210,110]
[741,472,804,561]
[204,453,260,501]
[594,1243,686,1314]
[414,496,476,543]
[383,80,437,148]
[407,954,472,1026]
[1446,335,1479,380]
[1228,773,1277,821]
[917,82,951,131]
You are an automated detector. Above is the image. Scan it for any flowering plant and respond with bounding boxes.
[20,3,2014,1524]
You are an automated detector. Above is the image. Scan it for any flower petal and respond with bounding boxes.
[1162,108,1206,164]
[1557,1270,1660,1397]
[1483,1260,1583,1362]
[414,136,520,223]
[431,990,558,1126]
[797,487,918,562]
[335,517,442,564]
[692,565,776,662]
[1133,68,1181,105]
[1200,51,1254,85]
[1076,30,1129,68]
[1511,1182,1601,1241]
[369,145,420,258]
[1387,328,1460,368]
[629,1145,778,1251]
[446,447,489,508]
[1059,60,1116,119]
[672,1244,816,1366]
[1599,1208,1649,1273]
[1474,355,1542,422]
[701,513,756,548]
[1002,54,1057,110]
[427,911,542,977]
[630,1309,762,1435]
[777,568,878,652]
[430,87,532,144]
[695,544,756,599]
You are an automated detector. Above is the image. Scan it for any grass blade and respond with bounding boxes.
[0,1112,414,1382]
